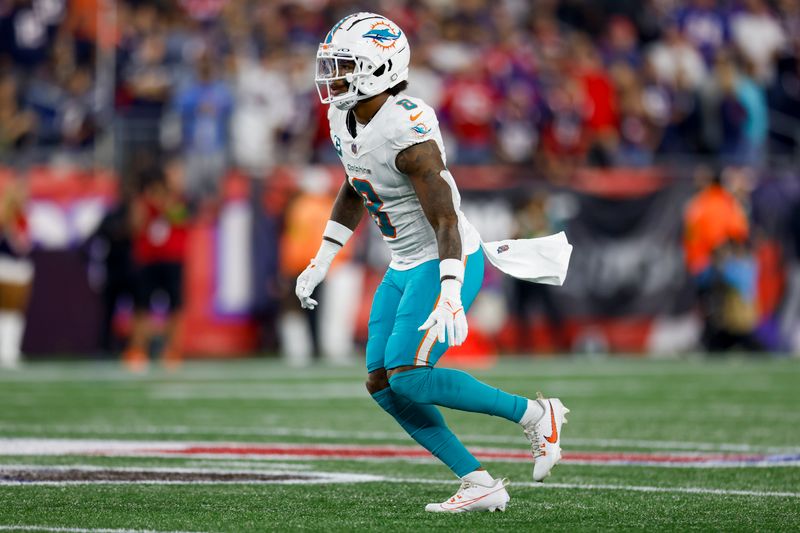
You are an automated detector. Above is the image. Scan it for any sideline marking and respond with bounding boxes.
[1,424,798,454]
[0,464,382,485]
[1,438,799,468]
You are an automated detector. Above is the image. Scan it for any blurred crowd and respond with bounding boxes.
[0,0,799,188]
[2,0,800,366]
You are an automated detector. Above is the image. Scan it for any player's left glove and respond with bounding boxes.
[419,258,468,347]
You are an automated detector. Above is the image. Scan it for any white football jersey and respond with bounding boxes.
[328,93,480,270]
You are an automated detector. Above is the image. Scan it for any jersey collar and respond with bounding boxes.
[345,94,398,140]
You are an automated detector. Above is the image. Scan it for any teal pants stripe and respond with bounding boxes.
[366,248,484,373]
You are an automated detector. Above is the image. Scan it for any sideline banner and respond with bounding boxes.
[557,182,695,318]
[11,165,793,355]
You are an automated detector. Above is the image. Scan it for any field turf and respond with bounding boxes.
[0,356,798,532]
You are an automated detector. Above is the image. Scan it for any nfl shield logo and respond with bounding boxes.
[351,143,358,155]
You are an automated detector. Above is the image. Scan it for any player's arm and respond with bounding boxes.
[396,139,468,347]
[295,179,364,310]
[396,139,461,260]
[330,179,365,232]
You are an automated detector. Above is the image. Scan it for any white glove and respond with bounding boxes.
[295,221,353,310]
[295,258,330,310]
[418,258,468,347]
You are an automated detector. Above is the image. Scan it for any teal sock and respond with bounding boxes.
[389,366,528,423]
[371,387,480,477]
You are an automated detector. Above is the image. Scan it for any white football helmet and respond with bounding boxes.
[316,12,410,110]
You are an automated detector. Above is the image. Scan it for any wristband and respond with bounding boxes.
[322,220,353,247]
[439,258,464,284]
[314,220,353,267]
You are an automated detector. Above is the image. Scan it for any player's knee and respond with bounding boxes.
[388,367,429,402]
[365,368,389,395]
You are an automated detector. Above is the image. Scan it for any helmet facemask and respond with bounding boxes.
[316,46,376,110]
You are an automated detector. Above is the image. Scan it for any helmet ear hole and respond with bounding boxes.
[372,60,393,79]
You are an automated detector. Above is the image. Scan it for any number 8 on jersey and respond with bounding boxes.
[351,178,397,238]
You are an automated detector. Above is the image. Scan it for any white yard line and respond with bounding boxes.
[1,423,798,454]
[528,482,800,499]
[391,477,800,498]
[0,463,383,485]
[1,464,798,498]
[1,479,371,486]
[0,464,322,475]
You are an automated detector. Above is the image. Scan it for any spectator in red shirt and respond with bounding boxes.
[123,162,190,372]
[439,64,498,164]
[570,34,619,135]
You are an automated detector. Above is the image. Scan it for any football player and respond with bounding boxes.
[297,12,569,512]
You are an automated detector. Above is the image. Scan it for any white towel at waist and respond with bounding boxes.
[480,231,572,286]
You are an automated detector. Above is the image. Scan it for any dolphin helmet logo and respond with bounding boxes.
[362,21,401,49]
[412,123,431,136]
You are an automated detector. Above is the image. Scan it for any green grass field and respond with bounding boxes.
[0,356,798,532]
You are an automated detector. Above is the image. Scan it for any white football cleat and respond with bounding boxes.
[521,394,570,482]
[425,478,510,513]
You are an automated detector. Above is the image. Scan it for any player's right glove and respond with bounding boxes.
[295,220,353,310]
[418,258,468,347]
